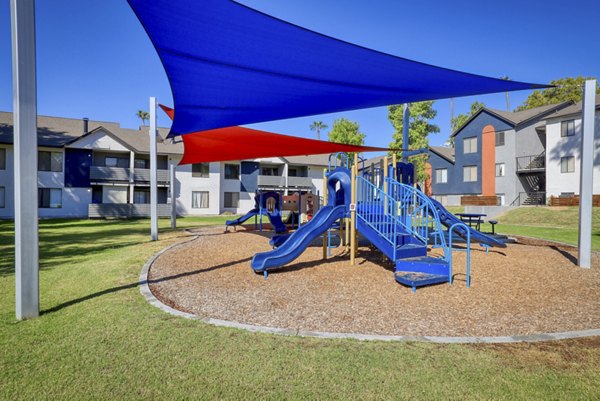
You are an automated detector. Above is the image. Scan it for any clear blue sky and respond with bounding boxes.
[1,0,598,148]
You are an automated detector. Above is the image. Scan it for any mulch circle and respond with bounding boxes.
[148,227,600,337]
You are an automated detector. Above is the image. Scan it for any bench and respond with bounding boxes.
[488,219,498,234]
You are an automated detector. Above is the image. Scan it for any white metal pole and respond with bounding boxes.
[149,97,158,241]
[402,103,410,163]
[577,79,596,268]
[170,162,176,229]
[11,0,39,319]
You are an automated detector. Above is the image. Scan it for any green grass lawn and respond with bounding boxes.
[1,216,599,399]
[485,206,600,251]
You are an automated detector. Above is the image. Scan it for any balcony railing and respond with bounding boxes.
[516,151,545,173]
[90,166,130,181]
[89,166,169,184]
[287,176,312,188]
[88,203,171,218]
[257,175,285,187]
[134,168,170,183]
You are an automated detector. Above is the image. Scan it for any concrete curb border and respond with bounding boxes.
[139,235,600,344]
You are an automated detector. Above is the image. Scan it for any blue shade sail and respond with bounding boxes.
[128,0,548,137]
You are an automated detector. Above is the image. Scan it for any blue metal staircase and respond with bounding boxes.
[356,176,464,292]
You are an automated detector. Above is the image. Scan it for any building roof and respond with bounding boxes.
[429,146,455,163]
[450,101,573,137]
[544,94,600,120]
[0,111,183,154]
[283,154,331,167]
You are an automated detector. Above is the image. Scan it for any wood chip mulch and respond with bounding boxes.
[148,227,600,337]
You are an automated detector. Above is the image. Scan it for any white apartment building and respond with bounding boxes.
[0,112,328,219]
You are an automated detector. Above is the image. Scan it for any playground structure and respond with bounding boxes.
[251,152,505,292]
[226,189,319,234]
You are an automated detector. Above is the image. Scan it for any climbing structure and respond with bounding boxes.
[251,153,505,292]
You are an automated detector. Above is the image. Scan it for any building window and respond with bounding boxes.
[133,190,149,204]
[261,166,279,176]
[496,194,505,206]
[435,168,447,183]
[134,159,149,169]
[561,120,575,137]
[288,166,307,177]
[0,148,5,170]
[560,192,575,198]
[0,187,5,208]
[463,165,477,182]
[224,192,240,208]
[463,137,477,154]
[495,131,505,146]
[105,156,129,168]
[38,188,62,208]
[561,156,575,173]
[191,191,209,209]
[192,163,210,178]
[224,164,240,179]
[495,163,505,177]
[38,151,63,172]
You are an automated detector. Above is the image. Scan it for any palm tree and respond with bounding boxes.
[310,121,328,140]
[136,110,150,126]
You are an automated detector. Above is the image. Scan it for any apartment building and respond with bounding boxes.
[427,97,600,206]
[0,112,327,219]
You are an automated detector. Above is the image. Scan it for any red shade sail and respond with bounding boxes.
[160,105,388,165]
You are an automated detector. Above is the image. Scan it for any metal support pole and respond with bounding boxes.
[169,162,176,229]
[322,168,327,259]
[350,154,358,265]
[402,103,410,163]
[149,97,158,241]
[11,0,39,320]
[578,80,596,268]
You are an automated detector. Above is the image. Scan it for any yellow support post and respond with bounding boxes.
[322,168,327,260]
[350,154,358,265]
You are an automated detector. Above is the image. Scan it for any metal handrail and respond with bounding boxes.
[386,178,450,260]
[516,151,546,171]
[356,176,399,258]
[449,222,471,288]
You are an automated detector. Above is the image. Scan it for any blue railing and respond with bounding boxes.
[355,176,400,260]
[449,222,471,288]
[386,178,450,260]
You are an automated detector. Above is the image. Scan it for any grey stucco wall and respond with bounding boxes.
[494,128,516,205]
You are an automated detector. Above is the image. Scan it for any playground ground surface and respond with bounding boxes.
[0,208,599,399]
[149,226,600,337]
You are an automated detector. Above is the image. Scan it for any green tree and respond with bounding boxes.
[309,121,328,140]
[136,110,150,126]
[516,76,599,111]
[451,101,485,135]
[388,102,439,183]
[327,118,365,145]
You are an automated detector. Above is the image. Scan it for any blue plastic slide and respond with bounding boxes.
[226,208,260,227]
[251,205,347,272]
[226,208,287,233]
[427,196,506,248]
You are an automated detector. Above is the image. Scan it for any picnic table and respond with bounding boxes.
[455,213,486,231]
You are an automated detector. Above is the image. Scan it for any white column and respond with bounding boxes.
[170,162,176,229]
[11,0,39,319]
[149,97,158,241]
[129,150,135,203]
[578,79,596,268]
[402,103,410,163]
[283,162,289,195]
